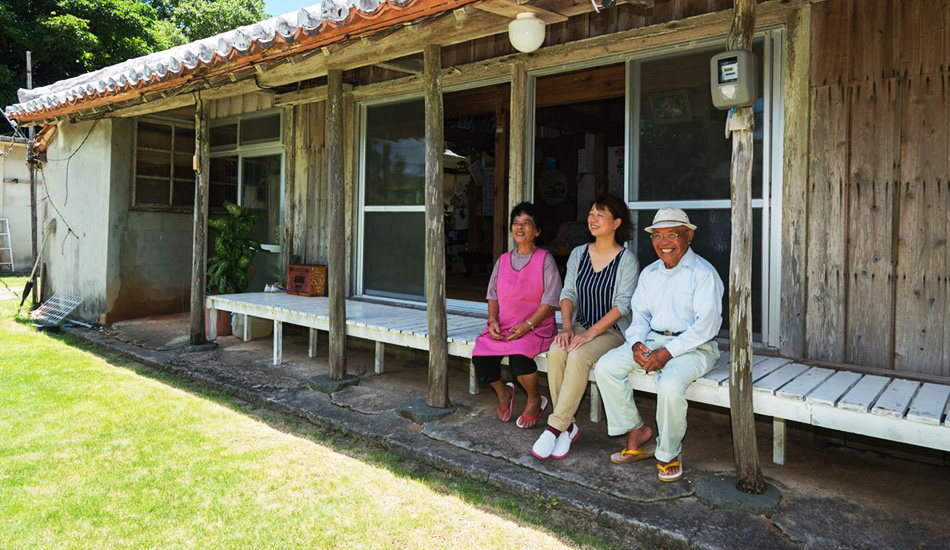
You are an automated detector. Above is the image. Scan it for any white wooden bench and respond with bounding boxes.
[206,293,950,465]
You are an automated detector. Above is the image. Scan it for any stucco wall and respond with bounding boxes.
[107,118,193,321]
[0,141,34,272]
[40,119,113,321]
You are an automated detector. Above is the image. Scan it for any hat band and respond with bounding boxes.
[651,219,689,226]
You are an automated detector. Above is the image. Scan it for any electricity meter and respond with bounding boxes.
[710,50,756,109]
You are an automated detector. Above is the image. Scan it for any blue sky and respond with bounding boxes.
[263,0,313,17]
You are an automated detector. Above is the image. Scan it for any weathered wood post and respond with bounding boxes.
[423,43,450,408]
[727,0,766,494]
[508,62,527,216]
[327,68,348,380]
[189,94,211,345]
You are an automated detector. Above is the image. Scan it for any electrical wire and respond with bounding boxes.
[36,165,81,257]
[44,115,104,207]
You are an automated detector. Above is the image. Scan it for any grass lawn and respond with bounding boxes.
[0,293,615,549]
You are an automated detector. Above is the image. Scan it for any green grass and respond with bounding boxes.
[0,295,620,549]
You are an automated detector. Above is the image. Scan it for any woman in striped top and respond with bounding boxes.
[531,194,640,460]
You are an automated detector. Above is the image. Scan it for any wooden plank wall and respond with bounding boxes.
[287,102,329,265]
[209,92,275,118]
[807,0,950,377]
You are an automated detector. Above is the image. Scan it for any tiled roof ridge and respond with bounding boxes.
[5,0,426,120]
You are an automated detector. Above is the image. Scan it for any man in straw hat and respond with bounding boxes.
[594,208,723,482]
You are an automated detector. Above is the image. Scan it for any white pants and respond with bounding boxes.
[594,332,719,463]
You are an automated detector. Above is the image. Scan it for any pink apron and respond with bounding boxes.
[473,249,556,358]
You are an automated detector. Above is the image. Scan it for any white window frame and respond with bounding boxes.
[354,30,785,341]
[619,30,785,348]
[209,109,286,250]
[356,78,507,311]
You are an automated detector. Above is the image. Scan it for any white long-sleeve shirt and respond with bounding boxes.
[624,248,724,357]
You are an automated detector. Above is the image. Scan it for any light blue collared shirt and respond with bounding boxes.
[624,248,724,357]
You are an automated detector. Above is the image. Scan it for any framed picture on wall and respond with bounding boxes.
[649,90,692,124]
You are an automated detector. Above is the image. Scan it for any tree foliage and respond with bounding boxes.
[0,0,265,111]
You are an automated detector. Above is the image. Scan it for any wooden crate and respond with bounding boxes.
[287,264,327,297]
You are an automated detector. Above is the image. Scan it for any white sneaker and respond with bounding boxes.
[551,424,580,459]
[531,430,557,460]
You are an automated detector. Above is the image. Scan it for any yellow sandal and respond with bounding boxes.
[610,444,656,464]
[656,456,683,482]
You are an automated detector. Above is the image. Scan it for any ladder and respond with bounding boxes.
[0,218,13,272]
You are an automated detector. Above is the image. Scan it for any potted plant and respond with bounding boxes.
[205,202,264,336]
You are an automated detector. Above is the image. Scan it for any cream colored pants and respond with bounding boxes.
[594,332,719,463]
[545,323,626,431]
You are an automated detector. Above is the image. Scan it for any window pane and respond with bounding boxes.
[363,211,425,300]
[240,114,281,145]
[241,155,282,245]
[172,179,195,206]
[634,42,764,201]
[630,208,763,337]
[175,127,196,155]
[137,122,172,150]
[136,177,170,205]
[173,153,192,180]
[365,100,425,206]
[211,123,237,149]
[210,156,239,208]
[136,149,171,178]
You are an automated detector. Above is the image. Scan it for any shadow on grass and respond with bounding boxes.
[30,326,635,550]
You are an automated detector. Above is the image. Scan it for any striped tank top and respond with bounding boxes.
[575,246,622,331]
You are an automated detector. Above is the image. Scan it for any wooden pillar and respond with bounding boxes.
[327,69,347,379]
[424,43,450,409]
[280,106,296,286]
[493,91,509,260]
[508,62,528,216]
[727,0,766,494]
[779,5,811,359]
[189,96,211,345]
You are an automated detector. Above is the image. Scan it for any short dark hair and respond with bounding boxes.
[509,201,542,229]
[591,193,632,245]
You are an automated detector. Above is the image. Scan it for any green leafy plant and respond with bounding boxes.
[207,202,263,294]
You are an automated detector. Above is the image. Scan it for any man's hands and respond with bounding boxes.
[632,342,672,372]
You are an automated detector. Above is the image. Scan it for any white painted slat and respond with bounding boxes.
[696,353,771,387]
[697,364,731,386]
[871,379,920,419]
[754,363,810,395]
[776,367,835,400]
[905,383,950,426]
[838,375,890,413]
[750,357,791,382]
[806,371,863,407]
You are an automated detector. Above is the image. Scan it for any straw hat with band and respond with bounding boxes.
[644,208,697,233]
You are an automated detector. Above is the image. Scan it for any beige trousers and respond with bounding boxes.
[545,323,626,431]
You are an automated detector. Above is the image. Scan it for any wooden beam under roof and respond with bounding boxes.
[375,56,425,75]
[474,0,568,24]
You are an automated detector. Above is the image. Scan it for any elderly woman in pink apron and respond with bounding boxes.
[473,202,561,429]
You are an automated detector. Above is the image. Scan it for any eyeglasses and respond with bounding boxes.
[511,220,535,229]
[650,231,683,242]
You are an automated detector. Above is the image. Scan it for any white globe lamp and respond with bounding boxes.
[508,13,545,53]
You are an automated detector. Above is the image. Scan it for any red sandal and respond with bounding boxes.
[498,382,515,422]
[516,396,548,429]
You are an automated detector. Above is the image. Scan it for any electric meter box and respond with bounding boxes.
[710,50,756,109]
